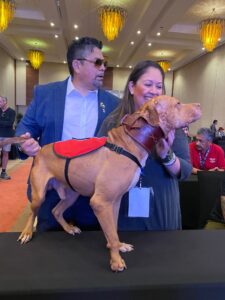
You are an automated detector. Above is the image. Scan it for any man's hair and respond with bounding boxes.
[213,120,218,124]
[197,127,214,142]
[67,37,103,77]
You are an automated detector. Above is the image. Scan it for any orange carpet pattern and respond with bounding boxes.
[0,159,32,232]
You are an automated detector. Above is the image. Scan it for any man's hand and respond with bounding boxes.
[192,167,200,174]
[209,167,225,172]
[19,132,41,157]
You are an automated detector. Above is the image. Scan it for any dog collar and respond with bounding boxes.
[122,118,164,153]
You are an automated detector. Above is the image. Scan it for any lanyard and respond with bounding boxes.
[199,148,210,169]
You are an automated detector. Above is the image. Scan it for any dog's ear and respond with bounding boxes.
[139,101,160,126]
[121,112,143,128]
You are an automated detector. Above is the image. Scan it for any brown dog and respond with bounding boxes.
[6,96,201,272]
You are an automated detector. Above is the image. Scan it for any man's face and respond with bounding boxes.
[75,47,107,90]
[0,97,6,109]
[195,134,211,152]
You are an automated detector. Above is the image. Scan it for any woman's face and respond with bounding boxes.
[129,67,163,110]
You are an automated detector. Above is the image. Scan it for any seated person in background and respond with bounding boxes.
[205,174,225,229]
[182,126,192,143]
[189,127,225,174]
[216,127,225,139]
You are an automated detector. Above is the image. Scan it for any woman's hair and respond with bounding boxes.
[107,60,165,127]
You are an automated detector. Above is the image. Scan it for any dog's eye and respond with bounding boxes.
[177,102,180,105]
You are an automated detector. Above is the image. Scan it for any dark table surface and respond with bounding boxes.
[179,174,199,229]
[1,230,225,299]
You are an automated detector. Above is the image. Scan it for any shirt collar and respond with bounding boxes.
[66,76,98,97]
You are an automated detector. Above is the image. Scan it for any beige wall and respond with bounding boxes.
[39,62,69,84]
[173,43,225,134]
[0,47,15,109]
[16,61,26,105]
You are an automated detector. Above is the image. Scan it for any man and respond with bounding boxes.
[189,127,225,174]
[216,127,225,139]
[16,37,119,232]
[0,96,16,179]
[210,119,218,141]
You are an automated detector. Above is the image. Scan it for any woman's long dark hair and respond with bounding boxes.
[107,60,165,127]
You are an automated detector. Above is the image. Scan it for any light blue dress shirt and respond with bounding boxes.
[62,77,98,140]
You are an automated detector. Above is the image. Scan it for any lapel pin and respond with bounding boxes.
[100,102,106,113]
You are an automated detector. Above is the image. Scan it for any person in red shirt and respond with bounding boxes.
[189,127,225,174]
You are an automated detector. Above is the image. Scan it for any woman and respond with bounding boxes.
[98,60,192,230]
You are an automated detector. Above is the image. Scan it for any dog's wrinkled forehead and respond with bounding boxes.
[151,95,178,110]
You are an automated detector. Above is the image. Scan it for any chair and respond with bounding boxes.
[217,140,225,155]
[197,171,224,229]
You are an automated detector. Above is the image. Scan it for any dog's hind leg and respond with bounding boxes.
[52,184,81,235]
[18,167,50,244]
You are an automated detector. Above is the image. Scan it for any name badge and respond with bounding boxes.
[128,187,151,217]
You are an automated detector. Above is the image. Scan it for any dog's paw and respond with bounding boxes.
[119,242,134,253]
[66,225,81,236]
[17,233,32,244]
[110,258,127,272]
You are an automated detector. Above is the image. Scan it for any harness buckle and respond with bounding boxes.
[112,144,123,154]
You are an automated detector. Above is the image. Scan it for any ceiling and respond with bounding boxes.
[1,0,225,71]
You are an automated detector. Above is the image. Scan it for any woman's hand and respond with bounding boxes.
[156,129,175,159]
[19,132,41,157]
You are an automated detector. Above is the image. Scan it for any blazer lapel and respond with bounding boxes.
[53,78,68,141]
[95,89,107,135]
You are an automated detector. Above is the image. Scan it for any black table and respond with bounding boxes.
[179,172,224,229]
[1,231,225,299]
[179,175,199,229]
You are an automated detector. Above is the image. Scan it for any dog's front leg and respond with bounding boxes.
[106,197,134,253]
[90,193,126,272]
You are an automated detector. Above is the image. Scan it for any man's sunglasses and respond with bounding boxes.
[77,58,108,68]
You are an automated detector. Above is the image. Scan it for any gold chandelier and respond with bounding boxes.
[158,60,170,73]
[28,50,44,70]
[200,18,224,52]
[0,0,15,32]
[99,5,127,41]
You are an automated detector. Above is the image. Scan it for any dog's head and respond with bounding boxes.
[138,95,201,136]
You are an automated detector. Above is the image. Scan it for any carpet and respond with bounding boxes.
[0,159,32,232]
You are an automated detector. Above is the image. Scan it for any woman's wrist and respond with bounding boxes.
[160,149,176,166]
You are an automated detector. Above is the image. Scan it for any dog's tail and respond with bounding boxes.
[0,137,27,147]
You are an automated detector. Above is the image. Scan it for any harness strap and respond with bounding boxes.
[105,141,143,172]
[64,158,76,191]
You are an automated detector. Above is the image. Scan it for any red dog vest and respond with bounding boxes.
[53,137,107,159]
